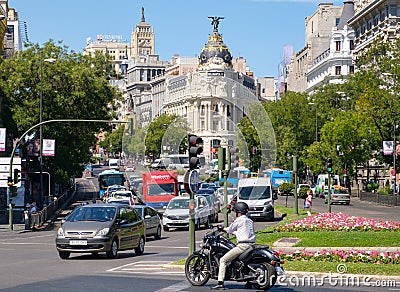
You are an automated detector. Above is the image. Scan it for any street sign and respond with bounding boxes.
[184,170,200,194]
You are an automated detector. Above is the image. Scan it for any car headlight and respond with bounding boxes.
[57,227,65,237]
[95,227,110,237]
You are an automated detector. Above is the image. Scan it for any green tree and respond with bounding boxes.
[0,41,120,185]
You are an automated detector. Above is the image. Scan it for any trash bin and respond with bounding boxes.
[24,210,30,230]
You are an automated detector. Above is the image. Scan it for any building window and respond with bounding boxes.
[213,104,219,114]
[381,12,385,22]
[335,18,340,26]
[349,40,354,50]
[349,66,354,74]
[367,21,372,30]
[227,105,231,117]
[212,121,219,132]
[140,69,144,81]
[335,66,341,75]
[335,41,341,52]
[201,120,205,130]
[200,105,205,116]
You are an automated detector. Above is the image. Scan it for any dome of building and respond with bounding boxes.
[198,17,232,68]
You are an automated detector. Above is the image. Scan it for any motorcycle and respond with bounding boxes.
[185,226,284,290]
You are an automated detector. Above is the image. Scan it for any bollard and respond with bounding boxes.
[24,211,30,230]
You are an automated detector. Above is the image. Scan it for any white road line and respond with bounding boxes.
[155,281,190,292]
[146,245,187,249]
[107,262,137,272]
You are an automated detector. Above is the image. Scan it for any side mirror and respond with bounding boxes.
[272,193,278,200]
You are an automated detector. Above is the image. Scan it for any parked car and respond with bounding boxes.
[324,186,351,205]
[162,196,210,231]
[56,204,145,259]
[297,183,311,195]
[133,205,162,240]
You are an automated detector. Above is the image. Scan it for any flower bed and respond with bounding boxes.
[279,249,400,264]
[275,212,400,232]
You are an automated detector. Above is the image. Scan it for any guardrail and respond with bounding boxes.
[28,182,76,229]
[359,192,400,206]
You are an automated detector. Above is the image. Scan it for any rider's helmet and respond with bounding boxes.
[234,202,249,214]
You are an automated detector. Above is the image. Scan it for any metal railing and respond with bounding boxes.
[359,192,400,206]
[28,182,76,229]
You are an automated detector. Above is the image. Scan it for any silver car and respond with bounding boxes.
[56,204,146,259]
[134,204,162,240]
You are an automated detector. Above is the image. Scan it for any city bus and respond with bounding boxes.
[219,166,251,187]
[98,169,126,198]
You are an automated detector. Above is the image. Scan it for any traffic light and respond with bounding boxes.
[218,146,226,171]
[327,157,333,173]
[230,147,239,169]
[252,146,257,155]
[13,169,21,184]
[7,176,13,187]
[188,134,203,170]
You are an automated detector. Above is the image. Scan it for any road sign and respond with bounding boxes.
[184,170,200,194]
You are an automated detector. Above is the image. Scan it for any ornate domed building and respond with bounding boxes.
[162,17,260,162]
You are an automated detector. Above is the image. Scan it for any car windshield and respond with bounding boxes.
[167,199,189,209]
[67,206,116,222]
[197,189,214,195]
[148,183,175,196]
[238,186,271,200]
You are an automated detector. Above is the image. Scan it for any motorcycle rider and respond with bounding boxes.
[211,201,255,290]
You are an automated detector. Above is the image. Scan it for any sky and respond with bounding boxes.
[9,0,345,78]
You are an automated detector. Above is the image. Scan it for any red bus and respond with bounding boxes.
[141,171,179,212]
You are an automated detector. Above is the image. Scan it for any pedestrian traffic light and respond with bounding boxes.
[327,157,333,173]
[252,146,257,155]
[188,134,203,170]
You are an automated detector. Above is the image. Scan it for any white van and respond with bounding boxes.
[235,177,274,221]
[315,174,340,198]
[108,158,120,170]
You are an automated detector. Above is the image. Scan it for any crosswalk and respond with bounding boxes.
[107,260,185,276]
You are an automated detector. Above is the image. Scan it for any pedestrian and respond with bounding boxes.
[211,202,255,290]
[304,189,312,216]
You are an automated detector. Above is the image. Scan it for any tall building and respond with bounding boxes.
[307,1,355,93]
[348,0,400,60]
[131,7,155,58]
[162,17,259,162]
[0,0,7,56]
[286,3,343,93]
[4,8,23,58]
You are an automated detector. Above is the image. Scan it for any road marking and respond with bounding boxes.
[146,245,187,249]
[155,281,190,292]
[107,260,185,276]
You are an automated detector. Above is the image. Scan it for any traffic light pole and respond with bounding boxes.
[7,119,128,231]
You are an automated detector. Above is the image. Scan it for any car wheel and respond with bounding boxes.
[154,225,162,240]
[163,225,169,232]
[106,239,118,259]
[135,236,145,255]
[58,251,70,260]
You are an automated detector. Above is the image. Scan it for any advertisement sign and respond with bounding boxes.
[42,139,55,157]
[383,141,393,155]
[0,128,5,151]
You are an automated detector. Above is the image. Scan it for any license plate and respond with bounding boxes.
[173,220,186,224]
[250,214,261,217]
[70,240,87,245]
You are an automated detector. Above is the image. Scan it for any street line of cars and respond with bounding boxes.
[56,183,163,260]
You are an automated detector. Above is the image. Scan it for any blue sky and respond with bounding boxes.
[10,0,344,78]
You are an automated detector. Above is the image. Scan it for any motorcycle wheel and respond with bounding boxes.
[185,253,210,286]
[252,263,277,290]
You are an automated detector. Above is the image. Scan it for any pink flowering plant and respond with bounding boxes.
[275,212,400,232]
[278,249,400,264]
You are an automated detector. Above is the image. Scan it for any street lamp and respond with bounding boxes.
[382,72,398,195]
[308,102,318,142]
[39,57,56,208]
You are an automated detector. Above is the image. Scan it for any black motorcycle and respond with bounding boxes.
[185,226,284,290]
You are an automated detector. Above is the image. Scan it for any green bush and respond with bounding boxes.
[298,187,310,199]
[279,182,295,194]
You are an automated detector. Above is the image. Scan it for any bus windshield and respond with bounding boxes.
[98,172,125,191]
[148,183,175,196]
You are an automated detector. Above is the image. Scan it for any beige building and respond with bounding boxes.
[131,7,155,58]
[286,3,343,93]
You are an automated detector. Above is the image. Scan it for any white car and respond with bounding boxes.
[216,187,237,206]
[107,190,135,204]
[297,184,311,195]
[107,196,135,206]
[162,196,210,231]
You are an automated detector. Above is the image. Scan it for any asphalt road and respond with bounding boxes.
[0,170,398,291]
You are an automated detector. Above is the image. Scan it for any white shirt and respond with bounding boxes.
[226,214,255,243]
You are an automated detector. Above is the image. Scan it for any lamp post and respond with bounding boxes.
[382,73,398,195]
[39,57,56,209]
[308,102,318,142]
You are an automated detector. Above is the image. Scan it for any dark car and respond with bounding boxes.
[133,205,162,240]
[56,204,145,259]
[196,188,219,223]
